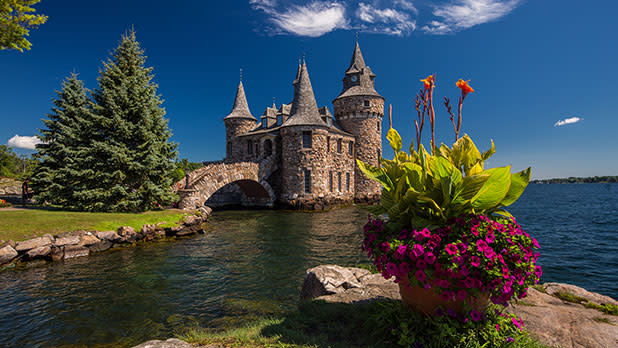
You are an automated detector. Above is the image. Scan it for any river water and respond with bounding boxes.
[0,184,616,347]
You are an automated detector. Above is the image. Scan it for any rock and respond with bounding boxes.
[508,286,618,348]
[88,240,112,253]
[96,230,122,243]
[0,240,16,249]
[79,232,100,246]
[25,245,51,260]
[175,227,196,237]
[15,234,54,252]
[50,246,64,262]
[0,245,18,264]
[183,215,199,226]
[131,338,214,348]
[117,226,137,243]
[542,282,618,306]
[63,245,89,259]
[164,226,183,236]
[301,264,376,300]
[200,206,212,218]
[54,235,81,247]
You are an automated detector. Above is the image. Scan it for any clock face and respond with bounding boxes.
[350,75,358,82]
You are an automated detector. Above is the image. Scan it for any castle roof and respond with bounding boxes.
[346,42,368,75]
[335,42,382,101]
[282,61,326,127]
[223,81,256,121]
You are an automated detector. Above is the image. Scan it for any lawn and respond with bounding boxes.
[0,208,188,241]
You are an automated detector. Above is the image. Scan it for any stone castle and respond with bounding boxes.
[177,42,384,210]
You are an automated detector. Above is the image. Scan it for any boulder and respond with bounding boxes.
[300,265,618,348]
[54,235,81,247]
[164,226,183,236]
[117,226,137,243]
[200,206,212,218]
[0,240,16,249]
[63,245,89,259]
[175,227,196,237]
[0,245,18,264]
[88,240,112,253]
[96,230,122,243]
[25,245,51,260]
[15,234,54,252]
[50,246,64,262]
[79,232,100,246]
[183,215,199,226]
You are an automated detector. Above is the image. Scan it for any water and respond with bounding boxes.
[0,184,617,347]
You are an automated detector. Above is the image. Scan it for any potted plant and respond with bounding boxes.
[358,75,542,318]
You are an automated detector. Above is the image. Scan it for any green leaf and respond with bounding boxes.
[387,128,403,154]
[481,139,496,161]
[403,162,423,191]
[471,166,512,210]
[493,209,514,218]
[451,134,482,175]
[428,155,463,185]
[356,159,393,191]
[458,173,490,201]
[501,167,531,206]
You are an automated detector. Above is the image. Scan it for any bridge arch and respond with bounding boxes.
[175,161,276,209]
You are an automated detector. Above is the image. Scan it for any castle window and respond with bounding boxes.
[248,140,253,154]
[262,118,267,128]
[329,171,333,192]
[348,141,353,155]
[327,137,330,152]
[302,131,312,148]
[255,142,259,156]
[377,149,381,161]
[338,172,342,192]
[337,139,342,153]
[304,169,311,194]
[364,100,370,107]
[377,120,380,132]
[346,173,350,192]
[276,115,283,126]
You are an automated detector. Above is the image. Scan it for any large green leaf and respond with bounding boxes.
[501,167,531,206]
[428,155,463,185]
[471,166,512,210]
[357,159,393,191]
[481,139,496,161]
[387,128,403,154]
[450,134,482,174]
[403,162,424,191]
[458,173,490,201]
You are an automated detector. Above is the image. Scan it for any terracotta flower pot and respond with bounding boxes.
[398,276,489,315]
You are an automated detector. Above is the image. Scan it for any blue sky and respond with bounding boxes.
[1,0,617,179]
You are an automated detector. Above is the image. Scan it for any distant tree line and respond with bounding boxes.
[32,30,179,212]
[0,145,37,179]
[531,176,618,184]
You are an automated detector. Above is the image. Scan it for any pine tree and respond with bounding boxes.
[32,73,94,208]
[88,30,177,212]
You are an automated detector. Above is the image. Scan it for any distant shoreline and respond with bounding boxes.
[531,176,618,184]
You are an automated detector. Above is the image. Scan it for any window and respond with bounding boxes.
[348,141,353,155]
[327,137,330,152]
[377,120,380,132]
[338,172,342,192]
[248,140,253,154]
[346,173,350,192]
[276,115,283,126]
[302,131,312,148]
[337,139,342,153]
[227,142,232,156]
[255,142,259,156]
[264,139,272,156]
[364,100,370,107]
[304,169,311,194]
[329,171,333,192]
[377,149,381,160]
[262,118,267,128]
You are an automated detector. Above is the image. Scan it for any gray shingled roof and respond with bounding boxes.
[223,81,256,121]
[346,42,367,74]
[282,61,328,127]
[335,42,382,101]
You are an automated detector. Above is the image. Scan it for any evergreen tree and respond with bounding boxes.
[88,30,177,212]
[31,73,94,208]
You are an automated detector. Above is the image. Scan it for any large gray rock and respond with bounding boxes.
[131,338,221,348]
[301,265,618,348]
[88,240,112,253]
[54,235,81,247]
[63,245,89,259]
[79,232,100,246]
[117,226,137,243]
[25,245,51,260]
[0,245,18,264]
[15,234,53,252]
[96,230,122,243]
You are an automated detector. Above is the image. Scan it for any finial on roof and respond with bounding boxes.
[302,51,306,63]
[223,77,256,121]
[272,97,276,108]
[284,59,325,127]
[356,31,359,43]
[239,68,243,82]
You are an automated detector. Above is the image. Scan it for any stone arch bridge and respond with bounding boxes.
[174,156,277,209]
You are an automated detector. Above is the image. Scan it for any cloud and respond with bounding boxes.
[422,0,521,34]
[250,1,349,37]
[554,117,582,127]
[357,2,416,35]
[7,135,42,150]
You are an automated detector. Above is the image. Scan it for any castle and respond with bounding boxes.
[218,42,384,209]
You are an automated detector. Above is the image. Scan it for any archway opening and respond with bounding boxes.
[205,179,272,209]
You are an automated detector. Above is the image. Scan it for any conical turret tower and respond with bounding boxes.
[224,76,257,161]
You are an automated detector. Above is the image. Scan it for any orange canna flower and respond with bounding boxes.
[456,79,475,96]
[420,75,434,90]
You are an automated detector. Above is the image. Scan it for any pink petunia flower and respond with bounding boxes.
[446,243,458,255]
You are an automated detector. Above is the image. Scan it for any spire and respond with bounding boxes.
[284,60,325,127]
[293,59,302,85]
[346,41,367,74]
[224,80,256,120]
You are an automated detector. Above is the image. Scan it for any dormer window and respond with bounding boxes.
[262,118,267,128]
[276,115,283,126]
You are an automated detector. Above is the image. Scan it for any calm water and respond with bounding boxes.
[0,184,617,347]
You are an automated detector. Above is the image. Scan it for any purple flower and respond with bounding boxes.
[415,269,426,282]
[457,289,467,301]
[435,308,444,317]
[486,231,495,244]
[463,277,475,288]
[386,262,398,275]
[477,239,488,252]
[394,245,408,260]
[413,244,425,257]
[416,259,428,270]
[495,324,500,332]
[398,229,409,240]
[440,291,452,302]
[535,265,543,278]
[399,262,411,276]
[423,252,436,265]
[470,310,481,322]
[470,256,481,267]
[470,226,479,236]
[506,337,515,343]
[381,270,392,279]
[446,308,457,317]
[379,241,390,252]
[446,243,458,255]
[457,243,468,253]
[502,267,510,280]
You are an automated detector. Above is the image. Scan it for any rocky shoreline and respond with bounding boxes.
[0,207,211,268]
[133,264,618,348]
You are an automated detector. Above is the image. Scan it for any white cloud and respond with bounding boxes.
[7,135,42,150]
[394,0,419,15]
[357,2,416,35]
[250,1,348,37]
[423,0,521,34]
[554,117,582,127]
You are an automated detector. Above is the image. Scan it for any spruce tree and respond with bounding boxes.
[32,73,94,208]
[89,30,177,212]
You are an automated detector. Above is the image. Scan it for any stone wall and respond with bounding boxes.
[224,118,258,162]
[334,96,384,203]
[280,126,356,209]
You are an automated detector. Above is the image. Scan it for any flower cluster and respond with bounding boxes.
[362,214,541,313]
[0,198,10,207]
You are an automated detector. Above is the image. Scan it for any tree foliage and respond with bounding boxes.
[0,145,37,179]
[0,0,47,52]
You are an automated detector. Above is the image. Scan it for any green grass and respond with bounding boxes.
[552,291,618,316]
[0,208,189,241]
[531,284,547,294]
[177,300,550,348]
[592,317,614,325]
[553,291,588,304]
